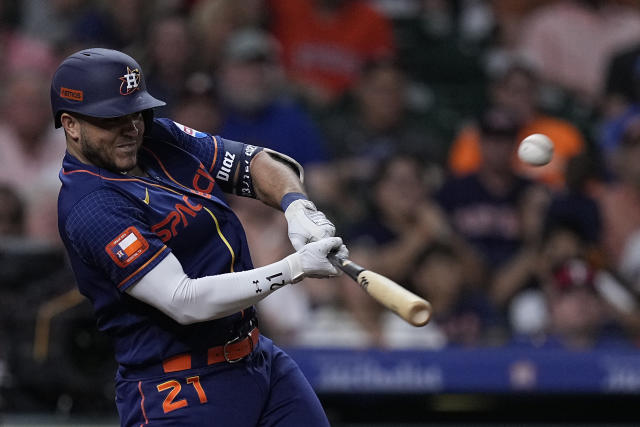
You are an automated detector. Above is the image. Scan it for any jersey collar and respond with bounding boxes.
[61,151,147,179]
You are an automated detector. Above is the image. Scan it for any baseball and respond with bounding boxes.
[517,133,554,166]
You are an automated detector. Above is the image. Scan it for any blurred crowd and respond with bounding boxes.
[3,0,640,414]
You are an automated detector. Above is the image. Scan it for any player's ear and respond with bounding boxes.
[60,113,81,141]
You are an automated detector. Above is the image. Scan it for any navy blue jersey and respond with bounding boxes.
[58,119,264,368]
[436,173,533,268]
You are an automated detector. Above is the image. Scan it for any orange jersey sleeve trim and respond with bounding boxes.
[209,136,219,173]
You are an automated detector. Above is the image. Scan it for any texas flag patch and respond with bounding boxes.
[105,226,149,267]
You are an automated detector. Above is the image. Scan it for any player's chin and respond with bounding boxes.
[113,150,138,172]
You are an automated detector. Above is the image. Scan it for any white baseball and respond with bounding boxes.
[517,133,554,166]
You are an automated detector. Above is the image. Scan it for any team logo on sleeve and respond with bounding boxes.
[105,226,149,267]
[173,121,207,138]
[119,67,140,95]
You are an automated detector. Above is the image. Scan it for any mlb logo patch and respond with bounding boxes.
[173,121,207,138]
[105,226,149,267]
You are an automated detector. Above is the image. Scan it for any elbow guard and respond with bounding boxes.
[262,148,305,184]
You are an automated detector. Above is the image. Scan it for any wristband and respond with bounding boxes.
[234,144,264,198]
[280,192,308,211]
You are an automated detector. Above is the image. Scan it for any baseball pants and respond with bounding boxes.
[115,336,329,426]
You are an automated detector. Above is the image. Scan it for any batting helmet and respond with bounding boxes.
[50,48,165,128]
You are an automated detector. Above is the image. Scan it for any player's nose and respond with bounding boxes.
[122,113,142,137]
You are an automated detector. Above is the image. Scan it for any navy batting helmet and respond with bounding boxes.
[50,48,165,128]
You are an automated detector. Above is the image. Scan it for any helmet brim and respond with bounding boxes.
[54,91,166,128]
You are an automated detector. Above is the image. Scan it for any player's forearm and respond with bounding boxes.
[127,252,295,324]
[251,151,305,209]
[127,238,344,324]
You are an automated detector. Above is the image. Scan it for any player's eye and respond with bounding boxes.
[109,113,142,126]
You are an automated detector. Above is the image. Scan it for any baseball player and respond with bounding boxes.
[51,48,347,426]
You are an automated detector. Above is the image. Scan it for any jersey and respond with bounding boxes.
[57,118,265,369]
[436,173,533,269]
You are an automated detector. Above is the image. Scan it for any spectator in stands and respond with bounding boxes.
[448,59,586,189]
[318,60,446,225]
[391,0,489,120]
[438,108,547,273]
[596,117,640,271]
[190,0,267,74]
[0,184,25,237]
[492,151,608,340]
[20,0,113,48]
[324,59,448,166]
[383,242,502,349]
[515,0,640,105]
[494,219,591,339]
[544,153,602,247]
[599,43,640,173]
[267,0,395,108]
[513,257,632,350]
[602,42,640,119]
[0,72,65,244]
[617,229,640,307]
[336,154,483,347]
[0,2,56,78]
[216,28,329,167]
[346,155,452,283]
[103,0,148,52]
[172,90,221,136]
[144,14,194,117]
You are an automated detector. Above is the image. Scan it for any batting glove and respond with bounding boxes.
[284,199,336,250]
[285,237,349,283]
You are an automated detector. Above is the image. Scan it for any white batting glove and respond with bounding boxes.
[284,199,336,250]
[285,237,349,283]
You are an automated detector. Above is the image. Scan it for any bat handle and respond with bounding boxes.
[327,252,364,281]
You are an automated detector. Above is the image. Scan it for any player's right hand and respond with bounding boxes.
[285,237,348,283]
[284,199,336,250]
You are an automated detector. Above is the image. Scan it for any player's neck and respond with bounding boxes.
[122,164,148,177]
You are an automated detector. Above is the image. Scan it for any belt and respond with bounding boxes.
[162,327,260,373]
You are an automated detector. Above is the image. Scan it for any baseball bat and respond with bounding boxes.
[328,254,432,327]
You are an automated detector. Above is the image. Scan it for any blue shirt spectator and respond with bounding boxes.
[217,29,329,166]
[220,98,328,166]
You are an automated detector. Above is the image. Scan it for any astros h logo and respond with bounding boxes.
[119,66,141,95]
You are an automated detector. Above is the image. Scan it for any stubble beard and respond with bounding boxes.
[79,126,138,174]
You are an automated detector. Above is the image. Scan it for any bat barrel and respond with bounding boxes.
[406,300,432,327]
[329,254,432,327]
[359,270,432,326]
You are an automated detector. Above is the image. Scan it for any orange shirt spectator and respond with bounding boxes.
[448,116,585,188]
[268,0,394,105]
[448,61,585,189]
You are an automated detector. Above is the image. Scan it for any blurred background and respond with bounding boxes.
[2,0,640,425]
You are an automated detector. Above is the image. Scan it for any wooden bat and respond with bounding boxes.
[328,254,432,327]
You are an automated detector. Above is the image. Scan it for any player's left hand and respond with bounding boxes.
[286,237,349,282]
[284,199,335,250]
